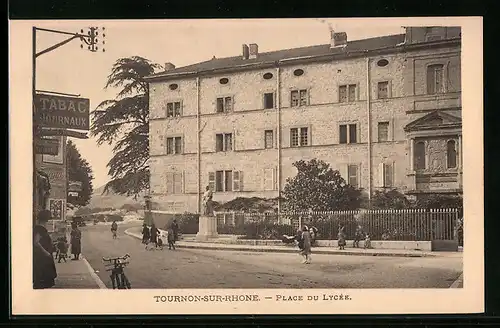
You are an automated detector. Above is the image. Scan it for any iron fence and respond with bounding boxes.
[214,208,461,241]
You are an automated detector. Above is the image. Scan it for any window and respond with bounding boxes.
[264,92,275,109]
[378,122,389,142]
[166,137,182,154]
[339,124,357,144]
[293,69,304,76]
[347,165,359,188]
[290,89,308,107]
[379,163,393,187]
[377,81,389,99]
[339,84,357,102]
[166,101,182,117]
[427,64,444,94]
[290,127,309,147]
[219,78,229,85]
[447,140,457,168]
[216,133,233,152]
[263,72,273,80]
[377,59,389,67]
[414,141,426,170]
[264,130,274,149]
[216,96,233,113]
[166,172,183,194]
[224,171,233,192]
[168,83,178,90]
[210,171,242,192]
[263,167,277,191]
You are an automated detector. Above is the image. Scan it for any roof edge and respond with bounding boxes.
[145,38,461,83]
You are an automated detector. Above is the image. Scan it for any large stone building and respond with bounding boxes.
[145,26,462,214]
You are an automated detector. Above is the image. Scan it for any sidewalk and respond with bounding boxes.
[125,227,459,258]
[52,255,106,289]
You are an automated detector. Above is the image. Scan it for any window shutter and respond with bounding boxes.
[340,164,348,184]
[233,171,241,191]
[378,162,385,187]
[208,172,215,191]
[182,171,185,193]
[173,172,182,194]
[273,167,277,190]
[239,171,243,191]
[390,119,395,141]
[166,172,174,194]
[263,168,273,191]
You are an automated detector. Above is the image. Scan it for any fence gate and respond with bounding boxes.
[430,208,460,251]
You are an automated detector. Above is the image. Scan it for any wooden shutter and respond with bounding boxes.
[340,164,348,184]
[263,168,273,191]
[208,172,215,191]
[378,162,385,187]
[233,171,243,191]
[273,167,277,190]
[166,172,174,194]
[173,172,183,194]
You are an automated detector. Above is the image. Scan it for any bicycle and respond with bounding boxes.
[102,254,131,289]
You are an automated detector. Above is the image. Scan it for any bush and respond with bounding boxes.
[120,203,141,212]
[107,214,123,222]
[371,189,412,209]
[218,222,294,240]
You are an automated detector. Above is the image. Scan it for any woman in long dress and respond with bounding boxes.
[33,210,57,289]
[70,223,82,260]
[300,225,312,264]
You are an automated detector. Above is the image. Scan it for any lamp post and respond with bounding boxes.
[32,26,106,220]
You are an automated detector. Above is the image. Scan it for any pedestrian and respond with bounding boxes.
[167,228,176,250]
[33,210,57,289]
[148,223,158,250]
[170,219,179,243]
[353,225,363,248]
[300,225,312,264]
[338,225,346,250]
[56,236,69,263]
[141,223,150,244]
[70,222,82,260]
[111,220,118,239]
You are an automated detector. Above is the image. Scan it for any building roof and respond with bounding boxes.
[146,34,407,81]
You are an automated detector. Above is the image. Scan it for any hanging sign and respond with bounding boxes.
[35,94,90,131]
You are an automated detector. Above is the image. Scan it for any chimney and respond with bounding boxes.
[164,62,176,71]
[242,44,249,59]
[249,43,258,59]
[331,31,347,48]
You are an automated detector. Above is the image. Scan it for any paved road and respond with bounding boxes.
[80,224,462,289]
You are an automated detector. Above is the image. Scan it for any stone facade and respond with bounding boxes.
[147,27,462,213]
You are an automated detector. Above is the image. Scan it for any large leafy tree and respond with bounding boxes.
[90,56,162,198]
[66,140,94,207]
[282,159,362,212]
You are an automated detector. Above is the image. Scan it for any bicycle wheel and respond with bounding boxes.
[121,273,131,289]
[115,272,124,289]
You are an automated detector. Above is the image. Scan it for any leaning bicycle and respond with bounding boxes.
[102,254,131,289]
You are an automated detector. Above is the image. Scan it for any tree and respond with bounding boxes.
[90,56,162,198]
[282,159,362,212]
[66,140,94,207]
[371,189,412,209]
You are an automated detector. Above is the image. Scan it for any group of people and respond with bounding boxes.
[33,210,83,289]
[142,220,179,251]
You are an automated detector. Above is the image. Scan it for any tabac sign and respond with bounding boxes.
[35,94,90,130]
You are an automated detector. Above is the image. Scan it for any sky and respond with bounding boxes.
[33,18,407,189]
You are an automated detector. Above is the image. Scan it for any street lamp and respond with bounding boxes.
[32,26,106,220]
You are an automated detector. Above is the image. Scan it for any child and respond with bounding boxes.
[364,234,372,249]
[56,237,68,263]
[353,225,363,248]
[167,228,176,250]
[338,226,346,250]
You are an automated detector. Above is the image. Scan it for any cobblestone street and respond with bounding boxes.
[79,224,463,289]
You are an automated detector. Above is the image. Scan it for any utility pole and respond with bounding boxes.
[32,26,106,221]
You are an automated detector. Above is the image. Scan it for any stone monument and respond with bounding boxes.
[196,186,218,241]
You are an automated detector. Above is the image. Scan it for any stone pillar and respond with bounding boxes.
[409,138,415,171]
[196,215,219,241]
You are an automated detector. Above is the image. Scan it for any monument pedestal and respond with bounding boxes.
[196,215,218,241]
